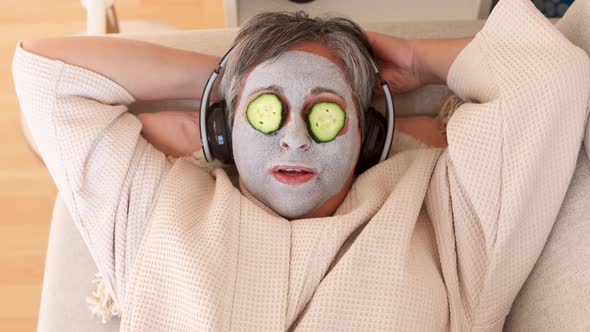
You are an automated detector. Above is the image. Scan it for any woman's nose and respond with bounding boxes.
[280,123,311,151]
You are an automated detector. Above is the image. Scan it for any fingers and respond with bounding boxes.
[365,31,380,48]
[365,31,423,94]
[365,31,407,61]
[373,75,384,96]
[365,31,388,60]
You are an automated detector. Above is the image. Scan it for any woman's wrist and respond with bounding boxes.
[174,50,220,100]
[412,39,442,86]
[412,37,473,86]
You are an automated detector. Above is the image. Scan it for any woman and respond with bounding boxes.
[13,0,590,330]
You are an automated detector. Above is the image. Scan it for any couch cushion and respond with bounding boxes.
[37,195,120,331]
[504,149,590,331]
[37,18,590,330]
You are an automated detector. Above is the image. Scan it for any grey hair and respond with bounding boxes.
[218,12,376,137]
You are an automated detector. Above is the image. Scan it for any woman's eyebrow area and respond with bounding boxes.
[309,87,343,98]
[248,85,284,97]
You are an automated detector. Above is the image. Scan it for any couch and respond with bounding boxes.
[27,18,590,332]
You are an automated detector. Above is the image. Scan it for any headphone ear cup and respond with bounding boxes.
[205,101,234,164]
[355,107,386,174]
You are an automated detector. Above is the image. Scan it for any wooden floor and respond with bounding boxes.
[0,1,224,330]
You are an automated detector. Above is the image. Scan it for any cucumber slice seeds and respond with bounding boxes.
[246,93,284,134]
[306,102,346,143]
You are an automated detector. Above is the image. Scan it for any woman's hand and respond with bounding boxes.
[366,32,423,94]
[137,111,201,157]
[366,32,473,93]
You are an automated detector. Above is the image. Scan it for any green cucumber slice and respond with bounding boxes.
[306,102,346,143]
[246,93,284,134]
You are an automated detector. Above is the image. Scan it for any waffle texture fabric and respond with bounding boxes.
[12,0,590,330]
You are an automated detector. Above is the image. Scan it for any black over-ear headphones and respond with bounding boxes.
[199,47,395,174]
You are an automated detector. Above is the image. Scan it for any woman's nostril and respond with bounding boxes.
[280,129,311,151]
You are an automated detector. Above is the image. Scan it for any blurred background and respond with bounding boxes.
[0,0,574,330]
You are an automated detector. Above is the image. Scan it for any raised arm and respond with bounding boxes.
[436,1,590,328]
[13,37,218,309]
[22,36,219,101]
[370,0,590,328]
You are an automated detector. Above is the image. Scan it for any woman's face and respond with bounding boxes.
[231,44,361,219]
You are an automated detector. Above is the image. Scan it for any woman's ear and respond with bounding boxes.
[137,111,201,157]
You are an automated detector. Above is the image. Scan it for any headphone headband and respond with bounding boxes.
[199,46,235,162]
[379,78,394,162]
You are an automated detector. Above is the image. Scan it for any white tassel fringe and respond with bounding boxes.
[436,94,465,134]
[85,272,122,323]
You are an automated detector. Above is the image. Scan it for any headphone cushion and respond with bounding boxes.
[355,107,386,174]
[206,101,233,164]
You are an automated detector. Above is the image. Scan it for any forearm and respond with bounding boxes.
[21,36,219,101]
[138,111,201,156]
[413,37,473,86]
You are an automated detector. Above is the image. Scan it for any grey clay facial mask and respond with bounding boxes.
[232,51,360,219]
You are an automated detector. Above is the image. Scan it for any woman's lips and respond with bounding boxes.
[270,165,317,185]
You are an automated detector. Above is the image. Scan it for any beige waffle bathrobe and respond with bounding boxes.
[12,0,590,330]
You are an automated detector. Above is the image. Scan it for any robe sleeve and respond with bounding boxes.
[438,0,590,328]
[12,43,172,309]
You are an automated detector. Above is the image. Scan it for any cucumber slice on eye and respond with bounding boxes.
[306,102,346,143]
[246,93,284,134]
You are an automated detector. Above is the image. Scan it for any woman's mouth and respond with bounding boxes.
[270,165,317,185]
